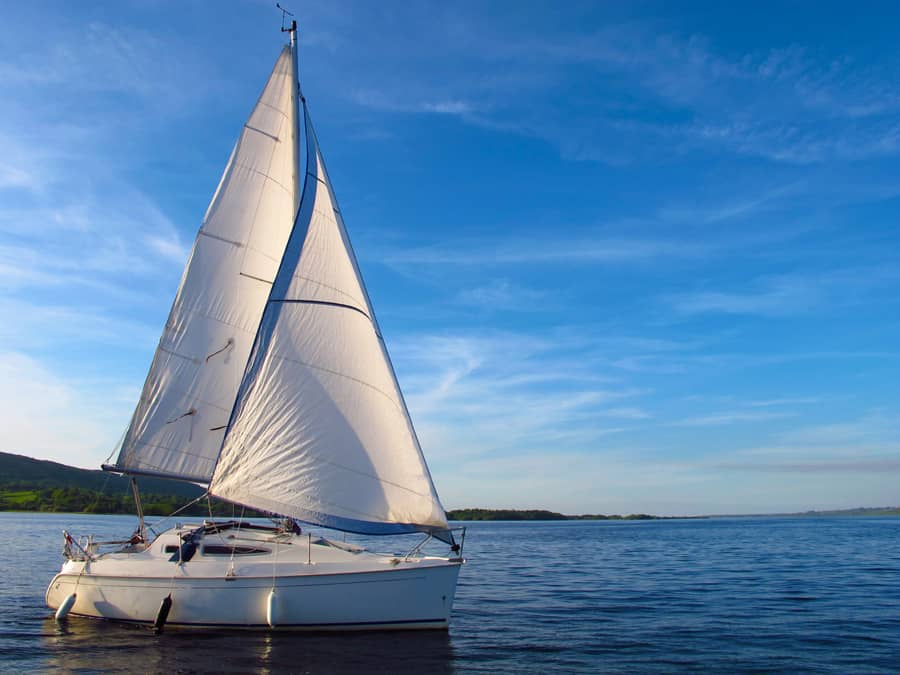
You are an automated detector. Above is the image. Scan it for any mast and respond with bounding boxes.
[287,19,301,212]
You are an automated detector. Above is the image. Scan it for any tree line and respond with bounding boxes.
[0,485,253,517]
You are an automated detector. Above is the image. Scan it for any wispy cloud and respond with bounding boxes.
[331,10,900,164]
[715,459,900,474]
[0,298,159,352]
[351,89,476,117]
[0,21,216,111]
[0,192,187,292]
[668,266,899,318]
[382,235,711,267]
[670,276,822,317]
[656,183,801,227]
[698,412,900,476]
[675,410,796,427]
[598,407,652,420]
[776,415,900,446]
[455,279,548,311]
[392,330,648,469]
[747,396,823,408]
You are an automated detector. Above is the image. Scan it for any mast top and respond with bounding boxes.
[277,3,295,33]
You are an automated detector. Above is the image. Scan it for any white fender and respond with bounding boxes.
[55,592,77,621]
[266,589,278,628]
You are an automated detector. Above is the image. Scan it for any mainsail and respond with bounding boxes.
[107,47,299,482]
[208,103,449,538]
[112,40,449,540]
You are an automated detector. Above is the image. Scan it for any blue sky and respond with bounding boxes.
[1,1,898,515]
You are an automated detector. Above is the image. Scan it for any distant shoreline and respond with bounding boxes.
[2,452,898,520]
[445,508,695,521]
[445,507,900,521]
[3,507,900,521]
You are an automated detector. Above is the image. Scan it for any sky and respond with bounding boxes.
[1,1,898,516]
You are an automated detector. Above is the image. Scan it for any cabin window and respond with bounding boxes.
[201,545,270,556]
[164,545,179,553]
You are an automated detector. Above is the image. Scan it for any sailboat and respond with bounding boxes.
[45,21,463,631]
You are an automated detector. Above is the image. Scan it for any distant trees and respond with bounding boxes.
[0,485,258,517]
[445,508,660,521]
[447,508,569,521]
[0,486,136,513]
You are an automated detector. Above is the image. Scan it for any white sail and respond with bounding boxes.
[209,108,449,537]
[109,47,299,482]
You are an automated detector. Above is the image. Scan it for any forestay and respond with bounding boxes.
[209,106,450,539]
[108,47,299,483]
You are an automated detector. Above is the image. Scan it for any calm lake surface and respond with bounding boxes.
[2,512,899,673]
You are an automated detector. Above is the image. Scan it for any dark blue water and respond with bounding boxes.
[2,513,899,673]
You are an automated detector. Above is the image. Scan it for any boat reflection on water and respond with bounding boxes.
[42,616,457,674]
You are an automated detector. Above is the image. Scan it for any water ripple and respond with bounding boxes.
[2,513,900,672]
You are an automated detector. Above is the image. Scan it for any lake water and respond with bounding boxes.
[2,512,899,673]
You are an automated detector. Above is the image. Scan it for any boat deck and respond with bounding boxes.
[58,521,455,579]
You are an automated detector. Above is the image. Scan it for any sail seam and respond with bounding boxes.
[266,351,404,417]
[241,246,281,265]
[186,308,264,335]
[244,123,279,142]
[199,230,243,247]
[158,346,202,364]
[306,170,341,210]
[291,456,440,502]
[277,486,437,521]
[121,455,214,478]
[221,461,441,518]
[233,160,293,197]
[258,100,289,120]
[133,385,235,417]
[289,273,366,307]
[127,439,220,463]
[272,298,371,321]
[136,387,235,415]
[119,456,213,476]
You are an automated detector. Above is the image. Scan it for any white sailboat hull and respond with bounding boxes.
[46,526,462,630]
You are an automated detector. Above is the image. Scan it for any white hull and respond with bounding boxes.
[47,524,462,630]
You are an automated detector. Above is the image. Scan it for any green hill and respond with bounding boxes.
[0,452,203,497]
[0,451,222,515]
